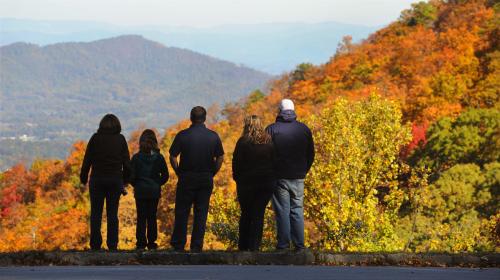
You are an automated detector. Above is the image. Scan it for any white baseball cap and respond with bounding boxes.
[279,99,295,111]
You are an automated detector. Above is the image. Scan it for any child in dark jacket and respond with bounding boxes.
[130,129,169,250]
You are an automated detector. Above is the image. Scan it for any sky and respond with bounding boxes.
[0,0,418,27]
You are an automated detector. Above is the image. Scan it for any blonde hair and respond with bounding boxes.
[243,115,271,144]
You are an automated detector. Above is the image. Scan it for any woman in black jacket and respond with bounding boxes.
[80,114,131,251]
[232,115,276,251]
[130,129,169,250]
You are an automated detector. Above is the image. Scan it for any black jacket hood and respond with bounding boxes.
[276,110,297,122]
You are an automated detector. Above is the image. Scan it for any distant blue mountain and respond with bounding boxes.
[0,34,272,169]
[0,18,378,74]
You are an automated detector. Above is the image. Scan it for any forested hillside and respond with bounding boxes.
[0,35,270,168]
[0,0,498,252]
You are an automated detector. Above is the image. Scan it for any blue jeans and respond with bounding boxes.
[272,179,305,249]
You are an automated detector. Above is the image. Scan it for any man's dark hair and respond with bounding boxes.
[190,106,207,123]
[98,114,121,134]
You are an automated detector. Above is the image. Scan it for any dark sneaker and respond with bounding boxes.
[136,246,146,251]
[147,243,158,250]
[294,247,307,254]
[190,247,202,253]
[170,247,185,253]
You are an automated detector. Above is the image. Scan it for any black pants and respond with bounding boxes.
[89,177,122,250]
[237,180,276,251]
[135,197,160,248]
[170,179,213,251]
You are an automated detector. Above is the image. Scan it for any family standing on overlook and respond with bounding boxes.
[79,99,315,252]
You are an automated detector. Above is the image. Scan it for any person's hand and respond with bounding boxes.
[121,185,128,196]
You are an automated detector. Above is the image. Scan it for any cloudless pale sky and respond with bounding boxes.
[1,0,418,27]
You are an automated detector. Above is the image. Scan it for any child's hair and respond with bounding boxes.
[139,129,159,154]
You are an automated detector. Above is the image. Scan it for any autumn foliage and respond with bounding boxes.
[1,0,499,252]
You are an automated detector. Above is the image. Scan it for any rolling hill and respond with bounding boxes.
[0,35,271,168]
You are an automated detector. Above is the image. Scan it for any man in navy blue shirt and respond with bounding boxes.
[169,106,224,252]
[266,99,314,252]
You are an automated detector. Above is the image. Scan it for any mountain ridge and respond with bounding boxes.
[0,35,271,168]
[0,18,378,73]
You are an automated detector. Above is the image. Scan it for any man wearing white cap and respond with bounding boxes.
[266,99,315,251]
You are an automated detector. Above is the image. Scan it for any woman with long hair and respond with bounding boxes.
[232,115,276,251]
[80,114,131,251]
[130,129,169,250]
